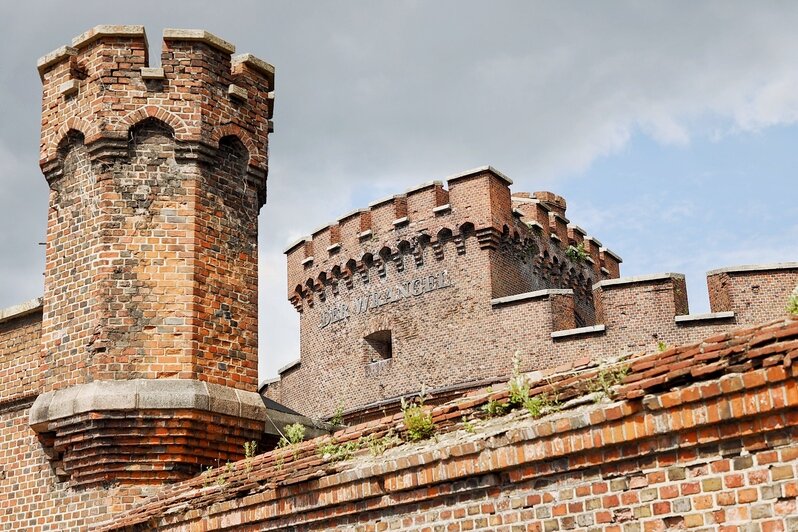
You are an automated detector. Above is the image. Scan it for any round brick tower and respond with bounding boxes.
[29,26,276,487]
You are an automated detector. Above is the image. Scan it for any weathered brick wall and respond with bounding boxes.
[0,304,42,407]
[271,164,797,420]
[104,316,798,531]
[38,26,273,392]
[0,406,157,531]
[272,170,618,419]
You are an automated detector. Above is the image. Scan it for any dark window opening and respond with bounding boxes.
[365,330,393,362]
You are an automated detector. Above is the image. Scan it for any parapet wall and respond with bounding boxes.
[285,166,622,309]
[104,315,798,531]
[0,299,43,411]
[267,260,798,420]
[38,25,273,184]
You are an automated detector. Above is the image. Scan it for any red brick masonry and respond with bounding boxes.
[105,314,798,531]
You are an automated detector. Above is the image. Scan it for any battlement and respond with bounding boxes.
[284,166,622,306]
[38,25,274,197]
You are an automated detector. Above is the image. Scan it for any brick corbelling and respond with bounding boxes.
[102,315,798,530]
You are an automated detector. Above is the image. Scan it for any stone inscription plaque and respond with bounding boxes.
[319,270,452,328]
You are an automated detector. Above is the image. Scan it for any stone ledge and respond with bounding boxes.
[675,311,735,324]
[593,272,683,290]
[162,28,235,54]
[29,379,272,429]
[71,25,146,49]
[551,324,606,339]
[445,165,513,186]
[706,262,798,276]
[491,289,573,307]
[0,297,43,325]
[278,359,301,375]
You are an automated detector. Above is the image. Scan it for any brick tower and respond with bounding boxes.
[29,26,277,486]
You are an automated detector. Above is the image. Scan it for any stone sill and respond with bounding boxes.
[551,324,606,339]
[491,289,573,307]
[675,311,735,324]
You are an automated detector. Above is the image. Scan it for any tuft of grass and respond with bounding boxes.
[657,340,668,352]
[588,364,630,401]
[329,404,346,426]
[317,439,360,462]
[788,287,798,315]
[401,392,435,442]
[523,393,560,418]
[566,242,588,263]
[461,416,477,433]
[276,423,306,449]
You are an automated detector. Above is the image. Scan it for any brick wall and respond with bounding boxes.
[0,304,42,408]
[270,163,797,421]
[105,315,798,531]
[38,26,273,392]
[272,169,618,419]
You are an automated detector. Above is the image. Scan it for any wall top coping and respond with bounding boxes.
[278,358,301,375]
[405,180,443,195]
[491,289,573,307]
[593,272,684,290]
[283,236,311,255]
[600,247,623,263]
[675,311,735,324]
[368,193,406,209]
[445,165,513,186]
[232,53,275,77]
[706,262,798,276]
[162,28,236,54]
[0,297,43,326]
[72,25,146,49]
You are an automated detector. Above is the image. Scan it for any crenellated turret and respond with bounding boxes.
[28,26,299,488]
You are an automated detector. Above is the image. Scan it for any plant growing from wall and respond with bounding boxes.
[329,404,346,426]
[788,286,798,315]
[276,423,306,448]
[588,364,630,401]
[566,242,588,263]
[401,391,435,442]
[243,440,258,473]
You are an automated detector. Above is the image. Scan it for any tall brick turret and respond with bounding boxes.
[28,26,283,487]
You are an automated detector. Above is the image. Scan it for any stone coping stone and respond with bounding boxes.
[551,324,607,339]
[675,311,736,323]
[706,262,798,276]
[278,358,301,375]
[72,25,146,49]
[162,28,235,54]
[405,180,443,195]
[491,289,573,307]
[445,165,513,186]
[593,272,683,291]
[232,53,275,81]
[29,379,272,429]
[0,297,43,325]
[283,236,310,254]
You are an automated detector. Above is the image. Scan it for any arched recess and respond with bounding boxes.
[119,106,188,139]
[211,124,262,168]
[47,117,96,164]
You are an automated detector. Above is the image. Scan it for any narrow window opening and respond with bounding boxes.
[365,330,393,362]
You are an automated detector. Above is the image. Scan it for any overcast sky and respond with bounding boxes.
[1,2,797,383]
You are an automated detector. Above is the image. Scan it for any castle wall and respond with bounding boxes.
[104,316,798,532]
[272,169,619,419]
[272,163,797,421]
